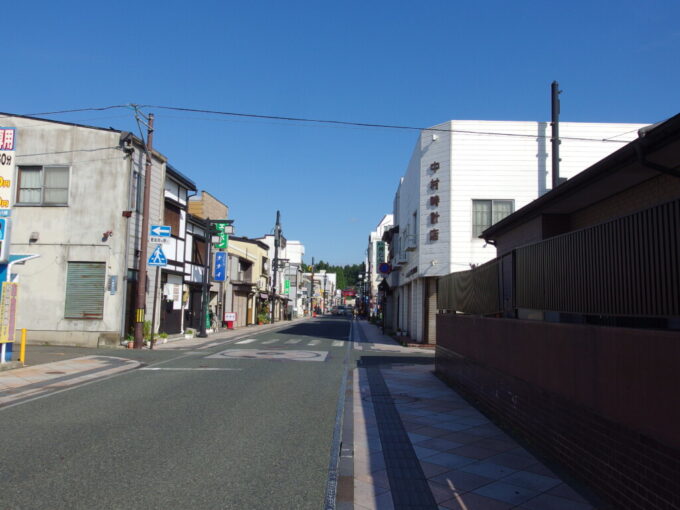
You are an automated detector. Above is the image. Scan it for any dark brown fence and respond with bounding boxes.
[516,198,680,317]
[437,258,500,314]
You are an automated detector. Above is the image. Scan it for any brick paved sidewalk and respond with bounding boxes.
[352,321,595,510]
[0,356,141,408]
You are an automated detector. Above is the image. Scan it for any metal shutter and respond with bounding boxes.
[64,262,106,319]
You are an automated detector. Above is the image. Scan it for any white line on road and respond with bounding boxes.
[140,368,242,371]
[261,339,278,344]
[285,339,301,344]
[308,339,321,346]
[332,341,344,347]
[236,339,257,344]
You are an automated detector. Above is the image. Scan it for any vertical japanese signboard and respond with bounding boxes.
[0,282,18,343]
[0,128,16,263]
[213,223,229,249]
[0,128,16,213]
[284,279,290,294]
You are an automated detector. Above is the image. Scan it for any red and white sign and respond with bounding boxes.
[0,128,16,213]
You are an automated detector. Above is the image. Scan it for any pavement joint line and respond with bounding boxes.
[323,318,353,510]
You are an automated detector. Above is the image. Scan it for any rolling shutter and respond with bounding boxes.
[65,262,106,319]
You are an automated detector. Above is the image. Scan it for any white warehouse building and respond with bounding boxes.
[383,119,647,344]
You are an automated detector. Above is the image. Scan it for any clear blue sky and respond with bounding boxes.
[5,1,679,265]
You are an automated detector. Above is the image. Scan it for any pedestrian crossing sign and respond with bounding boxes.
[148,245,167,266]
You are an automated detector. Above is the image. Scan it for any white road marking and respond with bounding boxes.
[261,339,278,344]
[198,343,219,350]
[332,341,343,347]
[140,367,242,371]
[207,349,328,362]
[285,339,301,344]
[236,338,257,344]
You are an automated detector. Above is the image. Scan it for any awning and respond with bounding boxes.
[259,293,269,300]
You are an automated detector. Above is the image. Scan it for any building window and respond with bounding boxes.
[164,203,181,237]
[472,199,514,237]
[64,262,106,319]
[17,166,69,205]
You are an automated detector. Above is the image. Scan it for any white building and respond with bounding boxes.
[366,214,393,314]
[257,235,306,319]
[385,119,647,344]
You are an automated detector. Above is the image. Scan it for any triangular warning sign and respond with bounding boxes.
[148,245,167,266]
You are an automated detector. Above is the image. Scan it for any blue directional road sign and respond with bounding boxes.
[214,251,226,281]
[0,218,5,241]
[150,225,171,237]
[148,245,167,266]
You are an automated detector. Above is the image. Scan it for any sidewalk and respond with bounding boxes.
[0,356,141,408]
[351,320,596,510]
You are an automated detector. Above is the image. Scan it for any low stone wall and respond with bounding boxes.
[435,314,680,510]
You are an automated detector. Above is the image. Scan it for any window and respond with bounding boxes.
[17,166,69,205]
[472,199,514,237]
[64,262,106,319]
[164,203,181,237]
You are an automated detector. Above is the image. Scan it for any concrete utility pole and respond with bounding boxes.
[551,81,562,189]
[270,211,281,324]
[310,257,315,316]
[133,113,154,349]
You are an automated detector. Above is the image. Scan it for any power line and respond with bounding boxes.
[142,104,641,143]
[0,105,128,119]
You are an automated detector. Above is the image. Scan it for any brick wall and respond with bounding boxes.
[435,314,680,510]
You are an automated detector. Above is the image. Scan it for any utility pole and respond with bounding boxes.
[270,211,281,324]
[197,218,212,338]
[310,257,315,316]
[551,81,562,189]
[133,112,154,349]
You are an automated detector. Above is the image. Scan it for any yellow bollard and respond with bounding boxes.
[19,328,26,366]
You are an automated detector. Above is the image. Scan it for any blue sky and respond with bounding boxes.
[5,1,679,264]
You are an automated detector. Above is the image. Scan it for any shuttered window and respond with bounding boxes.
[64,262,106,319]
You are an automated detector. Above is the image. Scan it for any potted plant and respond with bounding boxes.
[159,332,169,344]
[257,312,268,325]
[125,334,134,349]
[184,328,195,339]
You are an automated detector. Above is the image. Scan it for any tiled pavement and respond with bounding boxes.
[352,321,595,510]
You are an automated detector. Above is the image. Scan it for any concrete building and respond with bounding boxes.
[257,235,306,320]
[384,119,647,344]
[225,236,269,327]
[2,113,166,347]
[366,214,393,316]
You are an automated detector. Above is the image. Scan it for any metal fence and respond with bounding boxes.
[438,198,680,319]
[516,198,680,317]
[437,258,500,315]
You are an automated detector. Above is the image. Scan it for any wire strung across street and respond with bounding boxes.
[2,103,645,143]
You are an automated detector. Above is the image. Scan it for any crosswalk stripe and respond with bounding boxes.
[236,338,257,344]
[285,339,301,344]
[261,339,278,344]
[332,341,343,347]
[308,339,321,346]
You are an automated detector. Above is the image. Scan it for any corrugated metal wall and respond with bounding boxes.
[516,199,680,317]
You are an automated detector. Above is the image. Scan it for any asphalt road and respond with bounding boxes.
[0,317,354,509]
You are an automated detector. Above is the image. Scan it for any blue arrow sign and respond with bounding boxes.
[148,245,167,266]
[0,218,5,241]
[214,251,226,281]
[150,225,171,237]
